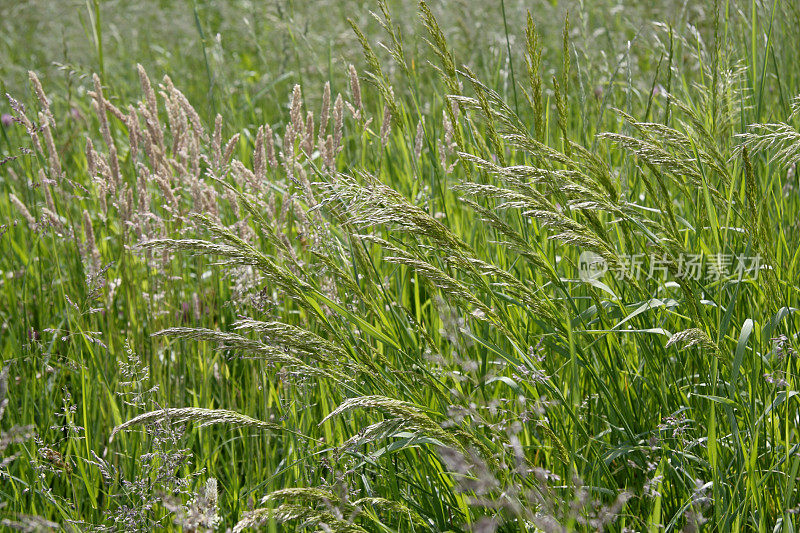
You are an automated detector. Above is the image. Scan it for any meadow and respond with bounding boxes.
[1,0,800,530]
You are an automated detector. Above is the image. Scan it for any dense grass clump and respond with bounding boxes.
[2,0,800,530]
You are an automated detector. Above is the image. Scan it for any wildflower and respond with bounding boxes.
[773,335,795,359]
[763,371,789,388]
[658,411,691,437]
[1,113,13,127]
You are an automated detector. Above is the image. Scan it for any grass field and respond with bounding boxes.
[2,0,800,530]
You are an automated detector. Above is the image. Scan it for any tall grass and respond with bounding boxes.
[1,0,799,531]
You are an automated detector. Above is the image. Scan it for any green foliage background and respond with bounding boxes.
[1,0,800,530]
